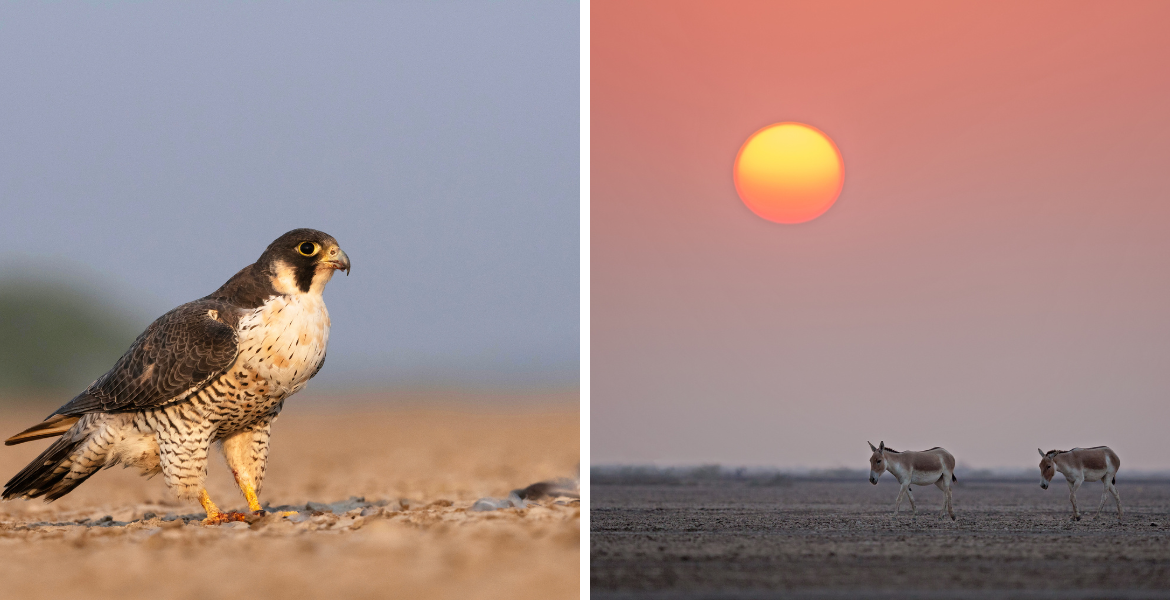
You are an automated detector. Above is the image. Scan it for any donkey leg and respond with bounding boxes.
[906,486,916,516]
[944,479,955,521]
[894,482,909,515]
[934,478,954,520]
[1068,478,1084,521]
[1108,478,1123,521]
[1094,480,1109,519]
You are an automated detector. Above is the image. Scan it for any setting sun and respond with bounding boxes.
[733,123,844,224]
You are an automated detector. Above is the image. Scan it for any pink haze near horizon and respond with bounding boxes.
[592,1,1170,470]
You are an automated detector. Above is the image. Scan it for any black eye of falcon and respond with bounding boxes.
[297,242,320,256]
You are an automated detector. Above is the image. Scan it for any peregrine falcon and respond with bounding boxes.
[3,229,350,524]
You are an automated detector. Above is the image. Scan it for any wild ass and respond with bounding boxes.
[867,441,956,520]
[1038,447,1121,521]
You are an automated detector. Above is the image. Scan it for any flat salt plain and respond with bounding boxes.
[592,477,1170,600]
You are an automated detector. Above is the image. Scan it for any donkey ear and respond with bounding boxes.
[1038,448,1045,458]
[878,441,885,451]
[868,441,877,452]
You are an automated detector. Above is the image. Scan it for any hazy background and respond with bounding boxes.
[0,3,579,397]
[593,1,1170,470]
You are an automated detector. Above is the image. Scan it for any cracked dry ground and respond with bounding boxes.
[0,395,579,600]
[593,480,1170,599]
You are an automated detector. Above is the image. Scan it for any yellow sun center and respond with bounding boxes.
[733,123,844,224]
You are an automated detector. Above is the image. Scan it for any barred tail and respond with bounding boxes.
[3,424,103,502]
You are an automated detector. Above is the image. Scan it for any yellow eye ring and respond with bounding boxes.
[296,242,320,257]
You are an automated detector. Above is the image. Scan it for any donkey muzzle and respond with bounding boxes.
[1040,480,1048,489]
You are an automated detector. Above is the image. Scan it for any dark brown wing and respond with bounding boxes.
[51,300,240,416]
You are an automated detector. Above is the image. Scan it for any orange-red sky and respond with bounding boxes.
[592,1,1170,469]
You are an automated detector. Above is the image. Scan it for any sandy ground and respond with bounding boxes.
[593,480,1170,599]
[0,394,579,600]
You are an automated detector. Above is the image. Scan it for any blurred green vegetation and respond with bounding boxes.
[0,279,142,394]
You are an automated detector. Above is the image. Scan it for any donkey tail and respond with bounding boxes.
[952,474,957,482]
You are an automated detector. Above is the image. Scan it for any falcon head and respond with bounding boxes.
[261,228,351,295]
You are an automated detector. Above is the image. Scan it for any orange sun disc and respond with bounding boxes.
[733,122,844,224]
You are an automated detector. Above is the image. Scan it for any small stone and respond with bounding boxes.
[220,521,249,529]
[328,497,366,513]
[305,501,332,513]
[142,512,157,520]
[471,498,506,512]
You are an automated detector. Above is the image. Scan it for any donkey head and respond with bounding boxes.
[1037,448,1057,489]
[867,441,886,484]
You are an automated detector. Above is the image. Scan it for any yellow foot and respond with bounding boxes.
[198,489,249,525]
[202,511,249,526]
[242,483,264,513]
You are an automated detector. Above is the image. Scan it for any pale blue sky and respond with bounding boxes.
[0,3,579,389]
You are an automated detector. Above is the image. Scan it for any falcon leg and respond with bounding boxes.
[199,489,247,525]
[153,410,246,524]
[221,418,274,515]
[240,482,296,517]
[199,489,220,518]
[243,483,263,513]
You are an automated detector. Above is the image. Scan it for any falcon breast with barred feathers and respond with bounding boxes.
[3,229,350,524]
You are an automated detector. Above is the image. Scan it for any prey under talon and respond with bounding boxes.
[203,511,248,526]
[199,489,248,525]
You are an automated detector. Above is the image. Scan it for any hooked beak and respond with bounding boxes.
[323,247,351,275]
